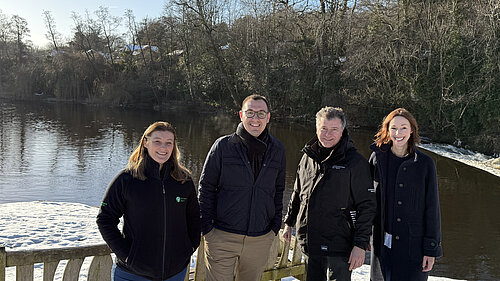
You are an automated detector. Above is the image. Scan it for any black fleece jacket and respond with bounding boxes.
[96,157,200,280]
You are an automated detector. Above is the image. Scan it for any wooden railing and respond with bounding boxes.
[0,230,305,281]
[0,244,113,281]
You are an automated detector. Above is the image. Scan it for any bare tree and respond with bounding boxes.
[42,10,61,51]
[10,15,30,63]
[124,9,137,51]
[124,10,148,65]
[95,6,121,65]
[70,11,103,84]
[164,3,196,101]
[173,0,240,107]
[0,11,11,60]
[140,17,155,64]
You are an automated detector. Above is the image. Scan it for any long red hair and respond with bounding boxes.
[374,108,421,155]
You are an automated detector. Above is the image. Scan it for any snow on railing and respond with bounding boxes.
[0,229,305,281]
[0,244,112,281]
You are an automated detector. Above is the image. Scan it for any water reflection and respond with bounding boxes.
[0,100,499,280]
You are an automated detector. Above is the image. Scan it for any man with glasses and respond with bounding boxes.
[199,94,286,281]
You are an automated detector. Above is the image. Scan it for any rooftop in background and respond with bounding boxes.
[1,0,165,47]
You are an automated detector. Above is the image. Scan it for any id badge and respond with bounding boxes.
[384,232,392,249]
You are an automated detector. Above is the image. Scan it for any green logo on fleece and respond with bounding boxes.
[176,197,187,203]
[101,202,108,207]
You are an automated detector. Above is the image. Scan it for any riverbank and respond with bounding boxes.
[0,201,465,281]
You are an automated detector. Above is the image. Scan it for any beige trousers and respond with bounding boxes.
[203,228,276,281]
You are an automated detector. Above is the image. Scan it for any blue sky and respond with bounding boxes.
[0,0,166,47]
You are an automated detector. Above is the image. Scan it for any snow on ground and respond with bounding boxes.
[0,201,104,251]
[0,201,105,281]
[419,143,500,178]
[0,201,465,281]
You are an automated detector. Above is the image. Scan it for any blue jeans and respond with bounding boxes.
[113,264,188,281]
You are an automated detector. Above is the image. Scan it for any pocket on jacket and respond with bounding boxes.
[128,246,161,276]
[221,156,249,189]
[255,160,281,195]
[408,223,424,261]
[215,191,248,230]
[260,160,281,190]
[256,184,275,198]
[126,240,137,267]
[334,214,353,241]
[320,169,350,209]
[173,232,193,262]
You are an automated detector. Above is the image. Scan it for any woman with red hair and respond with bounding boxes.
[369,108,442,281]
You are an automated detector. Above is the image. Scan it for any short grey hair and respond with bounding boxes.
[315,106,346,128]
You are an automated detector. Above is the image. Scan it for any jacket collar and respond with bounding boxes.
[229,126,276,148]
[370,142,418,163]
[303,128,355,164]
[228,127,277,165]
[235,122,268,155]
[144,154,173,180]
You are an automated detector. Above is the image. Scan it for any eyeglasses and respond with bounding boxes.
[243,110,269,119]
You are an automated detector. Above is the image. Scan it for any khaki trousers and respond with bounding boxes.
[203,228,276,281]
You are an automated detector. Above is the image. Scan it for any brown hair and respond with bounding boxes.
[126,121,191,183]
[241,94,270,111]
[374,108,421,155]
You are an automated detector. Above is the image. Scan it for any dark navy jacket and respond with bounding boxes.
[284,130,376,257]
[369,143,442,281]
[97,158,200,280]
[198,130,286,236]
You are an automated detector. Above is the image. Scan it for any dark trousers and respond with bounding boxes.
[305,254,352,281]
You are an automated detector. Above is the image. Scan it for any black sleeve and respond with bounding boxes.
[271,146,286,235]
[284,155,305,227]
[351,154,377,250]
[198,138,222,234]
[423,157,443,257]
[186,179,201,251]
[96,172,130,261]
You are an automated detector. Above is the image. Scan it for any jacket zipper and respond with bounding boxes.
[245,156,268,235]
[245,159,254,234]
[162,181,167,279]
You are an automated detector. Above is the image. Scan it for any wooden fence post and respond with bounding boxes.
[0,247,6,281]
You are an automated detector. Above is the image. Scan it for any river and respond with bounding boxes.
[0,99,499,280]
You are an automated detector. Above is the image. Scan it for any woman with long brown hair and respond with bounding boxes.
[97,121,200,281]
[369,108,442,281]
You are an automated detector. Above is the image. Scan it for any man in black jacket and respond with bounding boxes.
[282,106,376,281]
[199,94,286,281]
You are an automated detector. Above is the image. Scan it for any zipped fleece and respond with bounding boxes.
[96,157,201,280]
[199,132,286,236]
[284,129,376,257]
